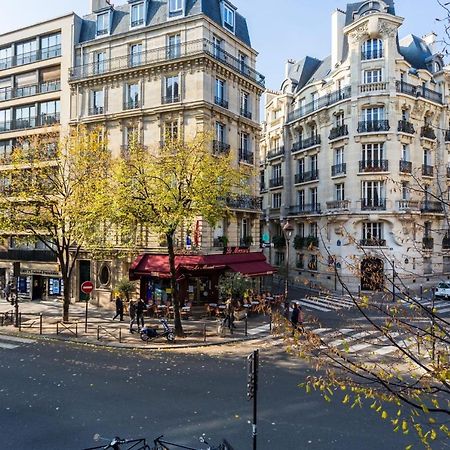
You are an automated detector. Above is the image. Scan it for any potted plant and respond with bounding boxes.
[242,235,253,247]
[272,235,286,249]
[218,235,229,247]
[293,235,306,250]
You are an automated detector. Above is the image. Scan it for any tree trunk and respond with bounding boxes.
[62,272,71,323]
[167,231,183,337]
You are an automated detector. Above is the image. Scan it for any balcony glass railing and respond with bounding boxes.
[0,80,61,102]
[287,86,351,123]
[0,44,61,70]
[69,39,265,87]
[0,113,60,133]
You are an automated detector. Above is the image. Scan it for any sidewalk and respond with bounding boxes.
[0,299,274,349]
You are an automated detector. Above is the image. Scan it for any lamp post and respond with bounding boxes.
[282,220,294,317]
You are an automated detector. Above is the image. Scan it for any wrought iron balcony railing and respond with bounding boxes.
[329,124,348,140]
[421,201,444,213]
[214,96,229,109]
[399,160,412,174]
[226,195,262,210]
[162,95,180,104]
[357,120,390,133]
[123,100,141,110]
[422,237,434,250]
[359,159,389,172]
[240,108,252,119]
[331,163,346,176]
[288,203,321,215]
[361,50,383,60]
[287,86,351,122]
[420,126,436,140]
[397,120,415,134]
[326,200,350,210]
[69,39,265,87]
[269,177,284,188]
[422,165,434,177]
[291,135,321,152]
[360,198,386,210]
[89,106,104,116]
[360,238,386,247]
[212,140,230,155]
[239,149,254,164]
[267,147,285,159]
[294,170,319,184]
[396,81,443,104]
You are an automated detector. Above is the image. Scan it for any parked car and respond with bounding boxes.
[435,282,450,299]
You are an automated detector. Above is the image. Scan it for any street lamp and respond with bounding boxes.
[282,220,294,317]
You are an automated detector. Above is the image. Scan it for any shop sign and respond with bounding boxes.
[224,247,251,255]
[20,269,61,277]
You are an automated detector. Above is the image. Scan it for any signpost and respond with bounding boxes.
[247,349,259,450]
[81,281,94,333]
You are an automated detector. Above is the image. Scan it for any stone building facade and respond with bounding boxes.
[260,0,450,293]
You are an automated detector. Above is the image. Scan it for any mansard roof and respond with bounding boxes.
[344,0,396,25]
[399,34,436,70]
[79,0,251,47]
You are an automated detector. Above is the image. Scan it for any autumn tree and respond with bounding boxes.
[111,133,248,336]
[0,127,111,322]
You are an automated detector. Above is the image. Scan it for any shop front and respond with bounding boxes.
[18,263,63,301]
[129,251,275,305]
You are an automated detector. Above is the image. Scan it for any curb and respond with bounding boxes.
[0,328,273,351]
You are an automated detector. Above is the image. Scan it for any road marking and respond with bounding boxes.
[312,328,332,335]
[328,330,379,348]
[297,300,331,312]
[0,335,35,344]
[0,342,19,349]
[247,324,270,336]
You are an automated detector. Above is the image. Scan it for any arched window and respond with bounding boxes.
[362,39,383,60]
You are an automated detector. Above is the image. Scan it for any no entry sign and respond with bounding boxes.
[81,281,94,295]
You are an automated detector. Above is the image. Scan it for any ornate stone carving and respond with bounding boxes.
[317,110,330,126]
[378,22,398,38]
[348,23,369,43]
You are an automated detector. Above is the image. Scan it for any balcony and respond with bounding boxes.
[239,149,254,164]
[361,50,383,60]
[399,160,412,174]
[260,184,267,194]
[289,203,321,215]
[0,80,61,103]
[267,147,285,160]
[240,108,252,120]
[447,167,450,178]
[445,130,450,142]
[359,159,389,172]
[131,18,144,27]
[421,201,444,213]
[422,237,434,250]
[0,44,61,71]
[89,106,104,116]
[294,170,319,184]
[69,38,265,87]
[123,100,141,110]
[331,163,346,176]
[357,120,390,133]
[0,249,57,262]
[443,238,450,250]
[0,113,60,133]
[226,195,261,210]
[360,239,386,247]
[287,86,351,123]
[422,165,434,177]
[212,140,230,155]
[397,120,415,135]
[397,200,419,211]
[359,82,388,93]
[162,94,180,104]
[420,126,436,140]
[327,200,350,210]
[269,177,284,188]
[214,96,229,109]
[361,198,386,211]
[291,135,321,152]
[396,81,443,104]
[329,124,348,140]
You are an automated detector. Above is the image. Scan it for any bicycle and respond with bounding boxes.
[83,434,150,450]
[152,435,234,450]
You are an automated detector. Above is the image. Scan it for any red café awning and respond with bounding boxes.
[129,252,275,280]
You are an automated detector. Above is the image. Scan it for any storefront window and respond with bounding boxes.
[48,278,63,296]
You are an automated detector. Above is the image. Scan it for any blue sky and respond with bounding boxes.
[0,0,446,90]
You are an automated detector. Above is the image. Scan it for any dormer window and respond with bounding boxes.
[223,3,235,32]
[130,2,144,28]
[169,0,183,17]
[96,13,109,36]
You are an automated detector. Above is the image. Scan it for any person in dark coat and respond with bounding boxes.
[113,297,124,321]
[129,300,137,333]
[136,298,146,331]
[291,303,303,334]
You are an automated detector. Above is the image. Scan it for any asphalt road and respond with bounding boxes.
[0,338,433,450]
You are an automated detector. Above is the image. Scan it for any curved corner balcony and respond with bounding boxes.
[396,81,443,104]
[357,120,390,133]
[69,39,265,87]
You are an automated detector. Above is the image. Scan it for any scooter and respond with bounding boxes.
[140,318,175,343]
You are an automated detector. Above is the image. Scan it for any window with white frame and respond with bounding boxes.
[272,192,282,208]
[169,0,183,16]
[363,222,383,242]
[310,154,318,172]
[164,75,180,103]
[401,181,410,200]
[94,51,106,74]
[401,144,410,161]
[297,158,305,175]
[130,2,145,27]
[310,187,318,206]
[361,143,384,163]
[240,132,250,153]
[240,91,250,115]
[215,122,225,143]
[298,190,305,208]
[223,3,235,32]
[362,106,385,122]
[335,183,345,201]
[335,112,344,126]
[167,34,181,59]
[164,121,178,142]
[335,147,344,165]
[212,35,223,59]
[361,181,385,207]
[298,222,305,237]
[423,148,431,166]
[125,83,140,109]
[272,164,282,180]
[310,222,318,238]
[362,38,383,60]
[96,13,109,36]
[239,52,247,73]
[90,89,104,115]
[129,43,142,67]
[215,78,226,103]
[363,68,383,84]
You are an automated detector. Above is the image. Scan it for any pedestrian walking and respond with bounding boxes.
[3,282,11,303]
[224,298,235,334]
[136,298,146,331]
[290,303,304,335]
[129,300,137,333]
[113,296,124,321]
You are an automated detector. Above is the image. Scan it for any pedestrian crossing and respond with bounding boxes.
[302,326,445,360]
[401,297,450,315]
[0,334,35,350]
[296,293,355,313]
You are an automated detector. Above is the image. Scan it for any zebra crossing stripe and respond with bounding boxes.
[0,335,35,344]
[312,328,333,335]
[328,330,379,348]
[247,324,270,336]
[298,300,331,312]
[0,341,19,349]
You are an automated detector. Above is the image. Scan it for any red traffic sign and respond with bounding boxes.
[81,281,94,295]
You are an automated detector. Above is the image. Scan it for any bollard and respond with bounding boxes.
[1,314,3,327]
[269,313,272,333]
[75,323,78,338]
[420,285,423,302]
[56,322,59,335]
[18,313,21,332]
[203,323,207,343]
[245,314,248,337]
[39,314,43,335]
[119,328,122,344]
[97,325,100,341]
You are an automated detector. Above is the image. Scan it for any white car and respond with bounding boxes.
[435,282,450,299]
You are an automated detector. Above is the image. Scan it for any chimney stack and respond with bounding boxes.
[90,0,112,13]
[285,59,295,79]
[423,32,437,54]
[331,9,346,68]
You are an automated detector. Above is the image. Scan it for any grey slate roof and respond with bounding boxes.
[286,56,322,90]
[344,0,395,25]
[79,0,251,47]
